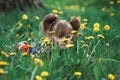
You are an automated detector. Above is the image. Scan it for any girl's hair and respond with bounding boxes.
[42,14,80,38]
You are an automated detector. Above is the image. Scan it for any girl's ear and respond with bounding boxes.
[42,14,58,31]
[70,17,80,31]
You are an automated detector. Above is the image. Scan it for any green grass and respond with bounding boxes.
[0,0,120,80]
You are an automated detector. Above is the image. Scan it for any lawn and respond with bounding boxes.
[0,0,120,80]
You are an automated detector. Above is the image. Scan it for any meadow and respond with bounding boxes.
[0,0,120,80]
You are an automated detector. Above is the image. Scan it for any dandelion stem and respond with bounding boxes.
[30,66,38,80]
[88,40,100,61]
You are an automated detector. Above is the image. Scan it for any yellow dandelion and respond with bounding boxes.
[80,40,84,43]
[71,30,77,34]
[22,52,28,56]
[117,0,120,4]
[10,52,16,56]
[110,1,114,5]
[30,54,35,59]
[85,36,94,40]
[94,27,100,32]
[78,32,82,36]
[0,61,8,66]
[16,34,19,37]
[102,7,107,12]
[98,58,102,62]
[35,75,42,80]
[41,42,47,47]
[77,16,81,21]
[52,9,58,14]
[43,37,50,42]
[110,13,115,16]
[57,11,63,14]
[0,68,5,75]
[108,73,115,80]
[83,18,88,22]
[47,41,51,45]
[94,23,100,28]
[97,34,105,39]
[1,50,9,57]
[66,43,74,48]
[30,32,34,36]
[41,71,49,77]
[93,23,100,32]
[22,14,28,20]
[49,31,55,34]
[80,24,85,30]
[104,25,110,31]
[74,72,82,76]
[83,43,89,47]
[18,21,23,27]
[34,58,43,66]
[84,22,88,25]
[35,16,40,20]
[61,38,69,43]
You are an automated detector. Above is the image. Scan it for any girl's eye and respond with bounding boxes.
[65,35,71,38]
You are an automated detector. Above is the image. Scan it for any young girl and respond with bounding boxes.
[17,14,80,56]
[42,14,80,49]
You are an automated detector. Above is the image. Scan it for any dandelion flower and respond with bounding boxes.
[22,14,28,20]
[0,61,8,66]
[34,58,43,66]
[61,38,69,43]
[110,13,115,16]
[18,21,23,27]
[71,30,77,34]
[57,11,63,14]
[97,34,105,39]
[117,0,120,4]
[35,16,40,20]
[85,36,94,40]
[43,37,50,42]
[30,32,34,36]
[104,25,110,31]
[0,68,5,75]
[41,71,49,77]
[94,23,100,32]
[80,24,85,30]
[83,43,89,47]
[49,31,55,34]
[110,1,114,5]
[98,58,102,62]
[35,75,42,80]
[30,54,35,59]
[77,16,81,21]
[102,7,107,12]
[10,52,16,56]
[94,23,100,28]
[108,73,115,80]
[66,43,74,48]
[1,51,9,57]
[74,72,82,76]
[83,18,88,22]
[16,34,19,37]
[22,52,28,56]
[80,40,84,43]
[52,9,58,14]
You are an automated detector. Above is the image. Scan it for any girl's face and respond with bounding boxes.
[51,35,73,49]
